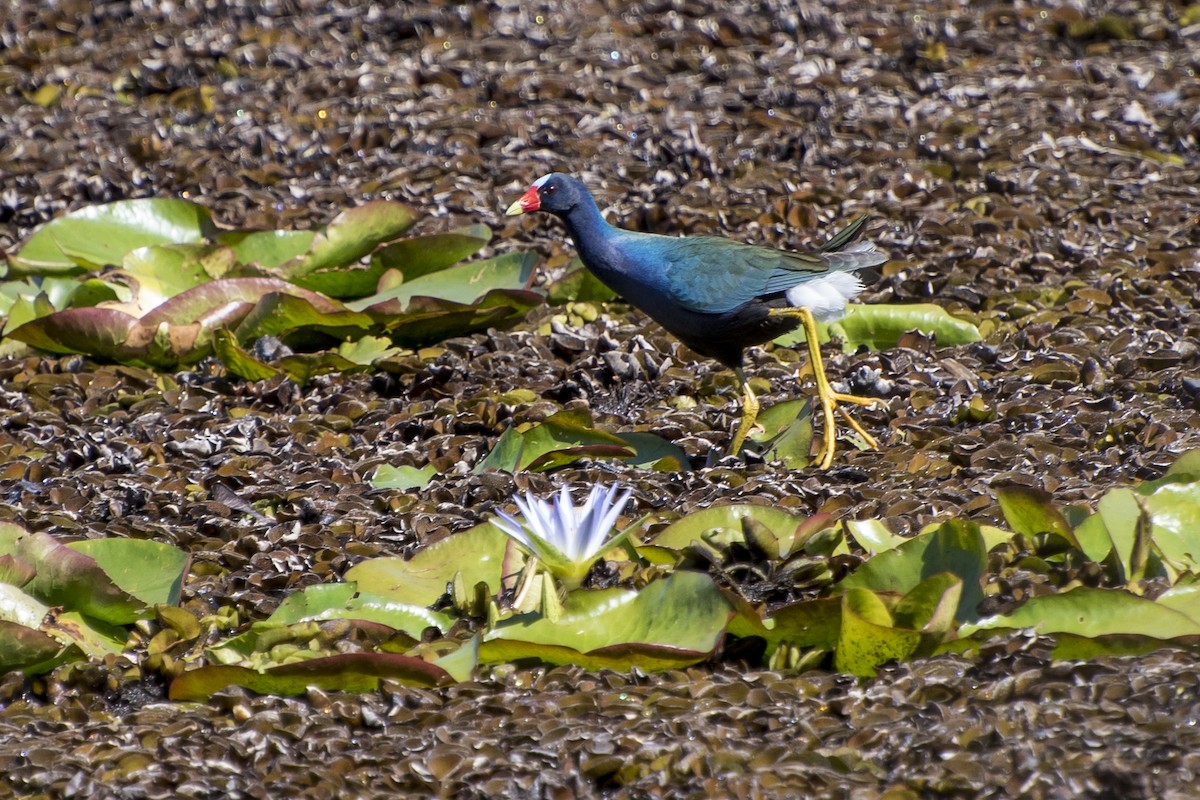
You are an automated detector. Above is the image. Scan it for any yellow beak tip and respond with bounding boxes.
[504,201,526,216]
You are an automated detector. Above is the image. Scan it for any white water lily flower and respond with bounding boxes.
[493,484,633,588]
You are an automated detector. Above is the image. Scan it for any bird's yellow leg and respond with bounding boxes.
[727,367,760,456]
[769,307,883,468]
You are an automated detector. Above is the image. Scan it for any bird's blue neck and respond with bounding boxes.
[557,194,617,261]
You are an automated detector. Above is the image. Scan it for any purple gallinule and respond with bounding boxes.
[506,173,888,468]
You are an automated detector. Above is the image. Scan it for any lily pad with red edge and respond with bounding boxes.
[2,529,145,625]
[0,619,65,672]
[373,289,543,349]
[231,291,374,343]
[7,307,137,358]
[479,571,732,672]
[168,652,454,700]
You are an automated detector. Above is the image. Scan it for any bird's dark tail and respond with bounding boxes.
[819,215,870,253]
[817,215,888,278]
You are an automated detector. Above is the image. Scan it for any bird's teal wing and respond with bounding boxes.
[654,216,884,314]
[658,237,826,314]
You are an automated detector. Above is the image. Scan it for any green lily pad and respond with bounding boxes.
[0,527,145,625]
[546,263,618,305]
[168,652,454,700]
[1140,480,1200,569]
[961,586,1200,639]
[747,398,813,467]
[996,484,1081,549]
[371,224,492,282]
[232,291,374,342]
[650,504,813,555]
[345,522,518,608]
[480,571,732,671]
[351,252,536,311]
[373,289,542,349]
[474,408,633,473]
[68,538,189,609]
[370,464,437,491]
[775,303,981,351]
[213,329,280,382]
[9,198,216,275]
[837,519,987,622]
[284,201,418,279]
[215,229,316,269]
[116,243,237,315]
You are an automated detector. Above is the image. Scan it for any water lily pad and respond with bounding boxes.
[1,528,145,625]
[370,464,437,491]
[373,289,543,348]
[232,291,374,342]
[835,588,923,677]
[747,398,813,467]
[346,522,518,607]
[351,252,536,311]
[546,264,618,305]
[475,408,634,473]
[215,229,315,269]
[284,201,418,279]
[961,586,1200,639]
[168,652,454,700]
[996,484,1081,549]
[775,303,981,351]
[1140,480,1200,569]
[650,504,812,555]
[480,571,732,671]
[0,619,63,672]
[837,519,987,622]
[9,198,216,275]
[371,224,492,282]
[7,307,137,358]
[208,583,454,665]
[116,243,237,315]
[213,329,280,381]
[68,538,189,609]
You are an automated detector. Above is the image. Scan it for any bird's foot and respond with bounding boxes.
[813,389,884,469]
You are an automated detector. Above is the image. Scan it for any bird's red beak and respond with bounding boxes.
[505,185,540,216]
